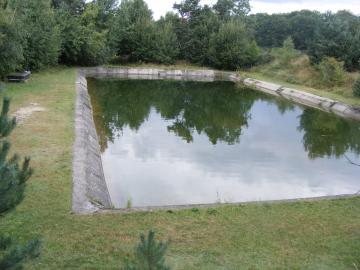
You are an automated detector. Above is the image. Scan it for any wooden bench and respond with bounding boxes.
[6,71,31,82]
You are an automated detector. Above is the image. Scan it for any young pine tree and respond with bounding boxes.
[277,37,299,66]
[123,230,170,270]
[0,97,40,270]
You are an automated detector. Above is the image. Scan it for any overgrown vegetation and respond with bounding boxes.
[248,37,359,100]
[208,20,259,70]
[0,97,40,269]
[1,0,359,96]
[318,57,346,87]
[249,10,360,71]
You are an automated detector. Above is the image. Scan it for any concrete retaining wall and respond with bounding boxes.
[243,78,360,121]
[82,67,242,82]
[72,72,112,214]
[72,67,360,214]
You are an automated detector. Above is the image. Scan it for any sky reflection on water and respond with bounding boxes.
[88,79,360,208]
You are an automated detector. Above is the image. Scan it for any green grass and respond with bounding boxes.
[242,70,360,107]
[243,55,360,106]
[0,67,359,269]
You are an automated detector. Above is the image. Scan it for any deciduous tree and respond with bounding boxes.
[208,20,259,70]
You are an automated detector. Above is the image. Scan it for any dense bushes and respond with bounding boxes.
[272,37,300,66]
[353,79,360,97]
[208,20,259,70]
[153,22,179,64]
[0,0,263,72]
[249,13,291,48]
[172,4,220,65]
[308,11,360,71]
[0,0,61,74]
[110,0,179,64]
[0,6,24,78]
[19,0,61,70]
[318,57,346,86]
[249,10,360,71]
[249,49,349,90]
[0,0,360,76]
[55,1,112,66]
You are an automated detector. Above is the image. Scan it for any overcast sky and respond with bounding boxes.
[144,0,360,19]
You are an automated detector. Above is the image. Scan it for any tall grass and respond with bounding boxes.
[249,45,359,99]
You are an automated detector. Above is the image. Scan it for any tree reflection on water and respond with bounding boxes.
[88,78,360,161]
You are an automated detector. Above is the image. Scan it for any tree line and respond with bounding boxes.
[1,0,360,76]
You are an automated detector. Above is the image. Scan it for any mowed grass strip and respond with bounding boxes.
[0,67,359,269]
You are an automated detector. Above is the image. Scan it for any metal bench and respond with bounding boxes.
[6,71,31,82]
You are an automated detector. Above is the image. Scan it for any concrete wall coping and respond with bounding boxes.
[72,71,113,214]
[243,78,360,121]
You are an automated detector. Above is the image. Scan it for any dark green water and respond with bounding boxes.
[88,78,360,208]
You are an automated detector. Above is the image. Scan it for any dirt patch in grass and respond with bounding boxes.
[13,103,46,124]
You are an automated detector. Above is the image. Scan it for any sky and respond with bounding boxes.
[144,0,360,19]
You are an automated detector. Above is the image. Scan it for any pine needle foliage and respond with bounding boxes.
[0,97,40,270]
[0,97,33,213]
[0,97,16,138]
[0,235,41,270]
[123,230,170,270]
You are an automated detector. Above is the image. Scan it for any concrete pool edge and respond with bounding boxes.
[72,67,360,214]
[72,71,113,214]
[99,194,359,214]
[242,78,360,121]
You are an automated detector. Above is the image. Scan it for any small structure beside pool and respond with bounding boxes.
[6,71,31,82]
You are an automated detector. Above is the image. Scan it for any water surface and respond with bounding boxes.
[88,79,360,208]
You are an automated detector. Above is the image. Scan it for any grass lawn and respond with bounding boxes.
[0,67,359,269]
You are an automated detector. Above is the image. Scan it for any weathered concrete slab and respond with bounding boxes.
[72,72,112,214]
[82,67,224,81]
[243,78,282,96]
[243,78,360,121]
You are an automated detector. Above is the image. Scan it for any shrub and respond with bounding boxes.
[318,57,346,86]
[272,37,300,66]
[353,78,360,97]
[123,230,170,270]
[256,49,274,65]
[18,0,61,70]
[56,2,110,66]
[0,8,24,78]
[153,22,179,64]
[208,20,259,70]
